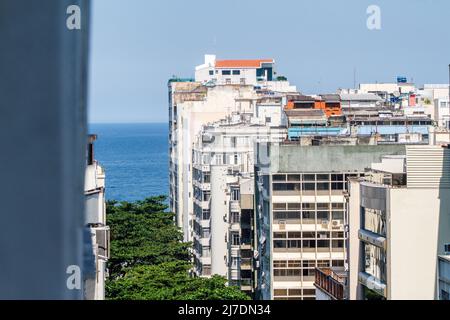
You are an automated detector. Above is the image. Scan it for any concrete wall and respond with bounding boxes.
[269,145,406,173]
[348,179,363,300]
[389,188,450,299]
[210,166,228,276]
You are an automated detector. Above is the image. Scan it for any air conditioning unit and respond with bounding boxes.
[279,220,286,230]
[321,220,329,228]
[331,220,341,229]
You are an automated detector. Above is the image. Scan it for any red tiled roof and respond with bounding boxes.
[215,59,274,69]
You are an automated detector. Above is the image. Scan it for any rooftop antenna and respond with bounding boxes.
[353,67,357,89]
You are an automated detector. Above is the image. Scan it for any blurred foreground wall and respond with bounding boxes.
[0,0,90,299]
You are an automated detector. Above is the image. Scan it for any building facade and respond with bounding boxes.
[169,57,297,242]
[254,141,406,300]
[191,111,287,296]
[347,146,450,300]
[84,135,109,300]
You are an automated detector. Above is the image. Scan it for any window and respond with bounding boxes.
[230,257,239,268]
[273,203,286,210]
[445,243,450,254]
[232,70,240,75]
[231,232,240,246]
[202,191,211,201]
[287,203,300,210]
[273,174,286,181]
[265,117,271,123]
[230,212,240,223]
[202,228,210,238]
[208,70,214,75]
[202,246,211,257]
[202,209,210,220]
[287,174,301,181]
[231,188,240,201]
[222,70,231,75]
[203,265,211,276]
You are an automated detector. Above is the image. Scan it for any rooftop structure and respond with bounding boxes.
[195,54,278,86]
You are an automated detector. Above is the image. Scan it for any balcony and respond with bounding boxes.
[358,229,386,249]
[230,200,240,212]
[314,267,348,300]
[358,271,386,298]
[240,258,252,270]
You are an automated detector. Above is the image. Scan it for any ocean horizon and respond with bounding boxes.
[88,122,168,202]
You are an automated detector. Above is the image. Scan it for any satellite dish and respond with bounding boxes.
[393,91,401,98]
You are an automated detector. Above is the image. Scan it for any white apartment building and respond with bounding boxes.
[254,141,406,300]
[169,57,297,242]
[191,110,287,296]
[347,146,450,300]
[434,98,450,129]
[195,54,275,86]
[84,135,109,300]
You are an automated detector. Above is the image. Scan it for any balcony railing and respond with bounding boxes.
[314,268,347,300]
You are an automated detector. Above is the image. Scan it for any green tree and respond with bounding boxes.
[106,196,249,300]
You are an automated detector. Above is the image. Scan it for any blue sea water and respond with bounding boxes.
[88,123,168,202]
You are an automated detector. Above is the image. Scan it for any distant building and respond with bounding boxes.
[254,140,407,300]
[191,111,286,296]
[84,135,109,300]
[434,98,450,129]
[347,146,450,300]
[195,54,276,85]
[169,56,296,242]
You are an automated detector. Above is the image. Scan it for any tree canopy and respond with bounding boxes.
[106,196,249,300]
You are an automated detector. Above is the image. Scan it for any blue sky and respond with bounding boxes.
[88,0,450,123]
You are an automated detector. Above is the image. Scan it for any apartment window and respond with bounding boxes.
[202,227,210,238]
[222,70,231,75]
[273,174,286,181]
[445,243,450,254]
[202,209,210,220]
[303,289,315,296]
[203,265,211,276]
[231,188,240,201]
[202,191,211,202]
[274,240,286,249]
[302,203,315,210]
[232,70,240,75]
[287,203,301,210]
[273,203,286,210]
[234,154,239,165]
[303,174,315,181]
[332,240,344,248]
[287,174,301,181]
[265,117,271,123]
[231,136,237,147]
[230,212,240,223]
[317,203,330,210]
[332,260,345,267]
[231,232,240,246]
[202,246,211,257]
[209,70,214,75]
[317,240,330,248]
[230,257,239,268]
